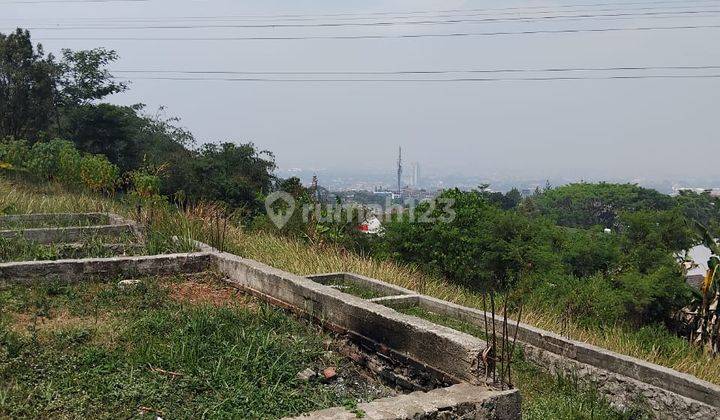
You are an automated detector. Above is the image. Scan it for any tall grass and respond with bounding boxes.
[2,177,719,386]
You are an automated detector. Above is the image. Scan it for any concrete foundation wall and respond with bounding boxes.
[0,212,110,226]
[525,346,715,419]
[414,295,720,418]
[0,252,214,284]
[215,253,488,386]
[0,212,142,244]
[287,384,521,420]
[0,224,137,244]
[307,272,416,298]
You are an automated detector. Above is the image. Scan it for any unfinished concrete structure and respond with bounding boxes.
[7,214,720,418]
[0,212,139,244]
[299,272,720,419]
[0,213,520,419]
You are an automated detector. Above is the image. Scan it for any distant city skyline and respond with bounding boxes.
[277,164,720,195]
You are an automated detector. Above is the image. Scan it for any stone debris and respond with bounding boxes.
[322,367,337,381]
[118,279,142,289]
[296,368,317,381]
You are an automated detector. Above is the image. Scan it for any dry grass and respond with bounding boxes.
[168,277,255,308]
[228,230,720,386]
[3,177,719,385]
[7,310,120,345]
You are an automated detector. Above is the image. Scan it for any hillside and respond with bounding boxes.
[4,178,720,418]
[2,179,714,383]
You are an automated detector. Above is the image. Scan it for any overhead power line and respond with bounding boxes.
[34,23,720,41]
[13,0,713,17]
[116,74,720,82]
[112,65,720,76]
[5,2,720,23]
[15,9,720,30]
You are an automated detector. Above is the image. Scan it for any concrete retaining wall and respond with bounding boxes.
[415,295,720,418]
[0,252,214,284]
[215,253,488,386]
[287,384,520,420]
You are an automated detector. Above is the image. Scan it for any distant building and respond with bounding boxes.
[673,187,720,197]
[411,162,421,187]
[683,244,713,290]
[358,215,382,235]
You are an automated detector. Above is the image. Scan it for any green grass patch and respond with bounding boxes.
[321,279,385,300]
[0,275,391,418]
[394,306,647,420]
[0,234,192,263]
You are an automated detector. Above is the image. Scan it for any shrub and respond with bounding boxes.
[378,187,693,328]
[0,139,30,168]
[25,139,77,181]
[526,274,629,326]
[79,154,118,193]
[559,228,622,277]
[379,188,563,292]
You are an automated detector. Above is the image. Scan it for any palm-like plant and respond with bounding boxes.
[691,221,720,354]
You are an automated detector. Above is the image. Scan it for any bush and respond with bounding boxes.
[25,139,78,181]
[378,187,693,328]
[379,188,563,291]
[0,138,118,194]
[0,139,30,168]
[79,154,118,193]
[559,228,622,278]
[525,274,628,326]
[524,260,690,327]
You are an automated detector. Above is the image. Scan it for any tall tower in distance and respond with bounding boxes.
[397,146,403,195]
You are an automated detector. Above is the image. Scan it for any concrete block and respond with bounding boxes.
[286,384,520,420]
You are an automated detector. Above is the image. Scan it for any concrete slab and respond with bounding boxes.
[286,384,520,420]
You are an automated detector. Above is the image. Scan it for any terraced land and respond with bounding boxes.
[0,273,395,418]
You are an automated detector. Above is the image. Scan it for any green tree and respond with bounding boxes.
[528,182,674,228]
[0,29,58,140]
[61,103,144,171]
[57,48,127,106]
[187,142,276,214]
[380,188,562,291]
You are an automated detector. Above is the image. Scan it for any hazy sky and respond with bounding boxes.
[4,0,720,180]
